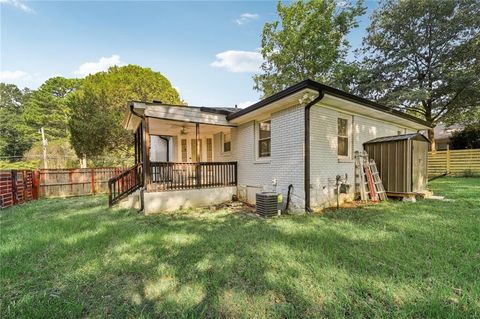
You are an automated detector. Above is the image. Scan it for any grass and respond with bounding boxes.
[1,177,479,318]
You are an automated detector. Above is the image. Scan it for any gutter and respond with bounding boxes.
[304,90,324,213]
[227,79,432,128]
[130,103,144,122]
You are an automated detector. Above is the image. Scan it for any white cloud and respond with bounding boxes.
[0,0,35,13]
[235,13,259,25]
[0,70,30,82]
[211,50,264,73]
[0,70,45,88]
[74,54,124,77]
[236,100,257,109]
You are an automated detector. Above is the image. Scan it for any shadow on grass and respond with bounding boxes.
[1,179,479,318]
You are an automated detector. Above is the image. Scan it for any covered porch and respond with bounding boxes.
[109,102,238,207]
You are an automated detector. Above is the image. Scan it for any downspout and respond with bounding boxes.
[304,90,324,213]
[130,104,146,213]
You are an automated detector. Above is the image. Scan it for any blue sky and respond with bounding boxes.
[1,0,377,108]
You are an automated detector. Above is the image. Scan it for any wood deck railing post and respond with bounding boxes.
[196,162,201,188]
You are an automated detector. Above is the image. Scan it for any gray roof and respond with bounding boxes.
[199,106,239,115]
[130,100,241,116]
[226,79,432,128]
[364,133,430,144]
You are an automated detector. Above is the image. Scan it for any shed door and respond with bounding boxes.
[412,141,428,192]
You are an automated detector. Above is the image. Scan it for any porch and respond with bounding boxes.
[149,161,237,191]
[108,102,238,208]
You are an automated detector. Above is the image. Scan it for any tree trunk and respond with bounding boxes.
[424,99,435,151]
[428,128,436,151]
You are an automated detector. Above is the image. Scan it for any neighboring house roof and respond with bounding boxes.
[433,123,463,140]
[227,79,432,128]
[364,133,430,144]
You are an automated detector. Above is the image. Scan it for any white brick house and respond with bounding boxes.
[113,79,431,213]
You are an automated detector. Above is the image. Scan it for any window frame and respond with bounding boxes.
[257,119,272,159]
[337,116,350,158]
[222,132,231,154]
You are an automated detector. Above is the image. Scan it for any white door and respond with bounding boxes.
[179,137,213,163]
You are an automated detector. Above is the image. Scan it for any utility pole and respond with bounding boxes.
[40,127,48,169]
[81,154,87,169]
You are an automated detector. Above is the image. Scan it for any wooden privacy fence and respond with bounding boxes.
[428,148,480,177]
[0,170,36,209]
[39,168,125,198]
[1,167,125,209]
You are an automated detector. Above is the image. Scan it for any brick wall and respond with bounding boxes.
[270,105,306,208]
[233,104,306,210]
[310,103,417,208]
[230,101,419,210]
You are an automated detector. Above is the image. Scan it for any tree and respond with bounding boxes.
[358,0,480,146]
[68,65,182,158]
[23,77,82,141]
[253,0,365,96]
[450,125,480,149]
[0,83,32,159]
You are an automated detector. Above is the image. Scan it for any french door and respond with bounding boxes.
[180,137,213,162]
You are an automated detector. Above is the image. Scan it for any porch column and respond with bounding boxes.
[195,123,201,162]
[195,123,201,187]
[134,130,137,164]
[143,117,152,188]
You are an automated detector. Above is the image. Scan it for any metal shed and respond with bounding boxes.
[364,133,430,193]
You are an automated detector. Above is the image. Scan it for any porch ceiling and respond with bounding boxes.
[148,118,231,136]
[125,101,237,132]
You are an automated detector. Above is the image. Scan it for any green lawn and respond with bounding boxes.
[1,177,479,318]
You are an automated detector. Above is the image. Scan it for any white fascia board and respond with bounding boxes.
[123,102,145,131]
[144,104,233,127]
[228,88,319,125]
[320,94,430,131]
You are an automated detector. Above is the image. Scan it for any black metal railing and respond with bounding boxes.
[108,163,143,206]
[149,162,237,191]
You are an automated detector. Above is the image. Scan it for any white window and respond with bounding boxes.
[337,118,349,157]
[222,132,231,153]
[258,120,271,158]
